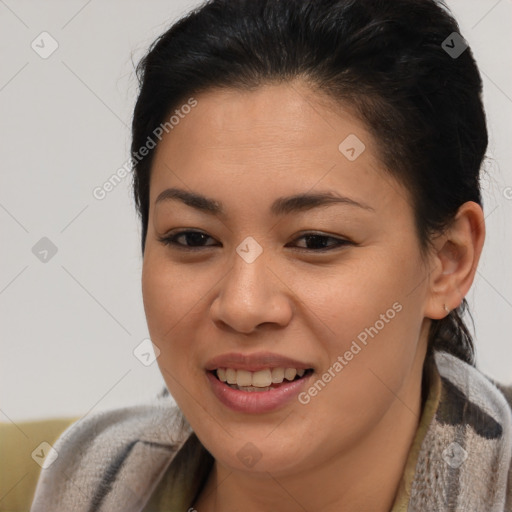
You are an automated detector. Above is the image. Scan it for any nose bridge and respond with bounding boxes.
[228,234,271,303]
[235,235,265,266]
[211,235,292,332]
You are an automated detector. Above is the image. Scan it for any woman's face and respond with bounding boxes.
[142,82,433,476]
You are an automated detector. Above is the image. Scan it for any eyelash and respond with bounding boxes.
[157,230,352,252]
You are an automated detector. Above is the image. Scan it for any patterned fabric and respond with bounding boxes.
[408,353,512,512]
[29,351,512,512]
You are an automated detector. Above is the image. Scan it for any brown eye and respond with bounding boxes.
[158,230,218,250]
[289,233,352,252]
[158,231,352,252]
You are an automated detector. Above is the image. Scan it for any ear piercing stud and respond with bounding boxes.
[443,304,450,314]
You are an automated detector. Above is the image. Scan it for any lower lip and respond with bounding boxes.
[206,371,311,413]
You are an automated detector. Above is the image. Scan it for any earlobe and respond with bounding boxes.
[424,201,485,320]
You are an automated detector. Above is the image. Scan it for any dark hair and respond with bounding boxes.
[131,0,488,366]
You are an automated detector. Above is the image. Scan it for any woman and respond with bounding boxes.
[30,0,512,511]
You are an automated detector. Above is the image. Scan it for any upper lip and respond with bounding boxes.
[205,352,313,372]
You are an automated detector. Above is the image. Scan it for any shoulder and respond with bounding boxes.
[30,390,190,512]
[490,379,512,412]
[484,367,512,512]
[433,351,512,510]
[434,351,512,429]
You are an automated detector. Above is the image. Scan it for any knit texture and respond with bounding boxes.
[29,351,512,512]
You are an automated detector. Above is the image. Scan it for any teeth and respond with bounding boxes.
[252,369,272,387]
[271,367,284,383]
[229,385,272,392]
[226,368,237,384]
[217,368,226,382]
[215,367,308,387]
[284,368,297,381]
[236,370,252,387]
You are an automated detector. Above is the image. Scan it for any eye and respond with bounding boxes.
[157,230,352,252]
[289,232,352,252]
[158,230,218,250]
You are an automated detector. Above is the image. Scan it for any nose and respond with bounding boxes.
[210,248,294,335]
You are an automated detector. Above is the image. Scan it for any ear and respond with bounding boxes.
[424,201,486,320]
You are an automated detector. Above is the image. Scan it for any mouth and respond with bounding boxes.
[206,363,314,413]
[209,367,314,392]
[204,352,315,413]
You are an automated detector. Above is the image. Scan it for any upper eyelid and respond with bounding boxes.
[160,229,346,240]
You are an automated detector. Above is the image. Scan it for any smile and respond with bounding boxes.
[206,367,313,413]
[214,367,311,391]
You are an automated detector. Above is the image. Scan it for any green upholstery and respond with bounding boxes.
[0,417,80,512]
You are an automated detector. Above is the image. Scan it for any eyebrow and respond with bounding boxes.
[155,187,375,216]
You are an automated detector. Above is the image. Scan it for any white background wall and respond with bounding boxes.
[1,0,511,423]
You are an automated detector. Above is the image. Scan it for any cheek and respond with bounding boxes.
[142,255,204,400]
[303,250,425,384]
[141,252,217,382]
[299,252,415,337]
[141,258,170,342]
[141,254,193,361]
[142,252,201,339]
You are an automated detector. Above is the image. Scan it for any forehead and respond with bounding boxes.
[149,82,411,216]
[159,82,365,151]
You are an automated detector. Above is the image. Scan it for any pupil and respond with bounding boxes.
[305,235,328,249]
[187,232,207,246]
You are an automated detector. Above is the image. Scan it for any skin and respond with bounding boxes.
[141,81,485,512]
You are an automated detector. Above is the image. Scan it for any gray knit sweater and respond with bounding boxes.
[30,351,512,511]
